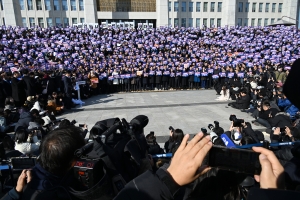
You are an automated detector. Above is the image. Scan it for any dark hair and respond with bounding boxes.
[15,129,28,144]
[170,129,184,143]
[241,136,255,146]
[2,136,15,151]
[262,100,271,107]
[30,109,39,116]
[39,126,85,176]
[59,119,71,128]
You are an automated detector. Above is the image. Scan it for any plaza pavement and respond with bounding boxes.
[60,89,270,145]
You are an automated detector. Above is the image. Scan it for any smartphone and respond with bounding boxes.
[206,146,261,175]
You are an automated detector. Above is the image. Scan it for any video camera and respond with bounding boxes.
[229,115,244,127]
[73,115,149,196]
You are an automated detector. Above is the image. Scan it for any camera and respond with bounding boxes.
[71,120,77,125]
[229,115,244,127]
[252,100,261,109]
[208,121,220,131]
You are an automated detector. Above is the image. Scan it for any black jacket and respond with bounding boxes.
[23,76,36,96]
[63,76,72,97]
[115,168,179,200]
[234,94,250,109]
[11,78,26,102]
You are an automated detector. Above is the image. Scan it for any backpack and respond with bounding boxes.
[71,116,149,200]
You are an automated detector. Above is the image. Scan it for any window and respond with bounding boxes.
[265,3,269,12]
[168,18,171,25]
[272,3,276,12]
[45,0,51,10]
[196,2,200,12]
[210,18,214,27]
[55,18,61,26]
[203,2,208,12]
[168,1,171,12]
[36,0,42,10]
[238,2,243,12]
[203,18,207,27]
[189,2,193,12]
[38,18,44,28]
[264,18,268,26]
[174,18,179,27]
[245,3,249,12]
[79,0,84,10]
[19,0,25,10]
[182,2,186,12]
[80,18,84,23]
[237,18,242,26]
[210,2,215,12]
[258,18,262,26]
[0,0,3,10]
[53,0,59,10]
[277,18,281,21]
[181,18,186,27]
[72,18,78,25]
[70,0,76,10]
[217,2,222,12]
[27,0,33,10]
[47,18,53,27]
[252,3,256,12]
[2,18,4,25]
[174,2,178,12]
[62,0,68,10]
[29,17,35,27]
[271,18,275,24]
[64,18,69,27]
[251,18,255,26]
[188,18,193,27]
[278,3,282,12]
[196,18,200,27]
[244,18,248,26]
[217,18,221,27]
[22,17,27,27]
[259,3,263,12]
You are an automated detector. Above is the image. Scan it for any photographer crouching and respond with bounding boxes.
[224,115,264,146]
[228,89,250,111]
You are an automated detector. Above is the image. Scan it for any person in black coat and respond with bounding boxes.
[22,71,36,97]
[142,68,148,90]
[46,73,57,96]
[155,68,162,90]
[1,73,12,98]
[0,79,6,107]
[11,72,26,108]
[149,67,155,90]
[228,89,251,110]
[162,67,169,90]
[62,71,73,109]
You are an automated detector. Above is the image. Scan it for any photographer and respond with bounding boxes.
[164,128,184,153]
[253,101,279,129]
[146,132,164,155]
[278,95,299,120]
[14,125,40,156]
[115,133,287,200]
[271,127,300,143]
[228,89,250,110]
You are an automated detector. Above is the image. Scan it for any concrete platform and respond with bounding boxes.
[61,90,269,144]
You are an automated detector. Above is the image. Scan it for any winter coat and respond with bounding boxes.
[15,136,40,155]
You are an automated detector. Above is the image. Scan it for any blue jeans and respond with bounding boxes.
[201,80,206,88]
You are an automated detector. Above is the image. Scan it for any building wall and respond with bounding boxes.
[0,0,298,28]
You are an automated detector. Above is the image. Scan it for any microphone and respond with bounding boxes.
[221,134,236,148]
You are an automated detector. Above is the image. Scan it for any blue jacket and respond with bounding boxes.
[278,98,299,119]
[194,75,200,82]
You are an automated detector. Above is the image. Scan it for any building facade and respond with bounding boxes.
[0,0,299,28]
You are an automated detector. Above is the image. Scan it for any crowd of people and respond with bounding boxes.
[0,24,299,199]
